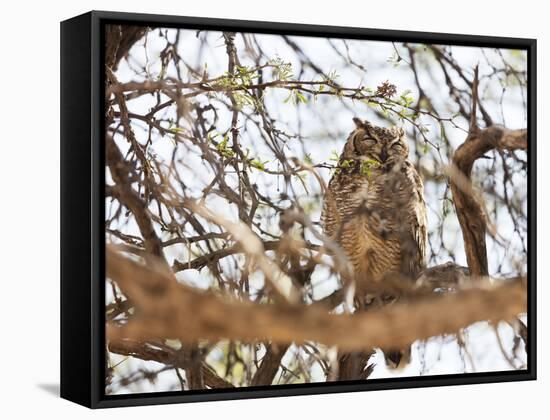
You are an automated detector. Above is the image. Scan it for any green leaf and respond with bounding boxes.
[250,158,269,171]
[250,160,265,170]
[295,91,308,104]
[168,125,185,134]
[216,133,235,158]
[340,159,352,169]
[283,92,294,104]
[359,158,381,178]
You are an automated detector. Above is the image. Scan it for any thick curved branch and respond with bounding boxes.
[454,126,527,174]
[106,248,526,352]
[449,67,527,276]
[450,126,527,276]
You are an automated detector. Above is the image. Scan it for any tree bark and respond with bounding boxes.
[106,247,526,352]
[251,343,289,386]
[450,125,527,276]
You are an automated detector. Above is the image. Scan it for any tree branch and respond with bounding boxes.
[106,248,526,352]
[449,66,527,276]
[450,126,527,276]
[108,338,233,389]
[105,25,148,70]
[106,135,165,259]
[250,343,289,386]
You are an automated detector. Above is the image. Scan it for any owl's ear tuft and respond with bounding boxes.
[352,117,365,129]
[396,126,405,138]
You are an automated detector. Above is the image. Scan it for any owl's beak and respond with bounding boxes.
[380,147,388,162]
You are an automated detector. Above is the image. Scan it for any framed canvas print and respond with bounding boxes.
[60,11,536,408]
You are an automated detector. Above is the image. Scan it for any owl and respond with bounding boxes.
[321,117,427,373]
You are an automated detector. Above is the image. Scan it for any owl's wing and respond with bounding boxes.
[320,183,335,239]
[399,167,428,278]
[320,175,343,240]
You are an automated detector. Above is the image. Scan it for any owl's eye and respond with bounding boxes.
[363,137,377,144]
[391,142,403,150]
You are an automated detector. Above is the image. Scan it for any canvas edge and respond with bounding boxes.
[60,11,94,408]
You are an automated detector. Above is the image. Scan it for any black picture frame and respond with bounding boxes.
[60,10,537,409]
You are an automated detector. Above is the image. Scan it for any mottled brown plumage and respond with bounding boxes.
[321,117,427,373]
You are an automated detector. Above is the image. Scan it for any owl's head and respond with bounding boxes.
[342,118,408,164]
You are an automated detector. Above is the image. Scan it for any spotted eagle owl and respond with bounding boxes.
[321,117,427,372]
